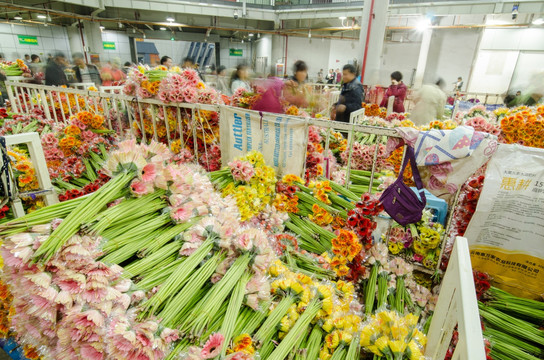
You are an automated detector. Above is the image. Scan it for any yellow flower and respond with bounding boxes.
[388,340,407,354]
[279,316,291,333]
[339,330,352,345]
[296,273,311,284]
[375,335,389,353]
[388,241,401,255]
[360,326,373,346]
[322,318,334,333]
[412,329,427,346]
[322,297,333,314]
[325,331,339,349]
[408,340,423,360]
[319,347,332,360]
[368,345,383,356]
[405,313,419,327]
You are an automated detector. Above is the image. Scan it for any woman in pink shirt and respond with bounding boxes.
[380,71,407,113]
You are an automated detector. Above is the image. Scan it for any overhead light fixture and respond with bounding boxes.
[248,33,254,37]
[339,16,346,20]
[533,18,544,25]
[132,28,136,33]
[241,39,244,43]
[160,27,167,31]
[100,25,105,30]
[118,22,123,28]
[37,14,46,19]
[257,33,261,38]
[416,18,431,31]
[14,15,22,20]
[308,30,311,38]
[166,17,175,22]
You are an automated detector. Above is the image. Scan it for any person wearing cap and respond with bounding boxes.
[45,53,69,86]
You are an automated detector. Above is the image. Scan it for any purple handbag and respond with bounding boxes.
[379,146,426,226]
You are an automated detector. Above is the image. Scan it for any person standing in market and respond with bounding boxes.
[453,76,463,92]
[317,69,324,83]
[410,79,447,127]
[160,56,173,69]
[230,64,251,93]
[100,58,126,86]
[72,53,102,86]
[283,60,310,108]
[335,64,364,123]
[45,53,69,86]
[216,65,231,95]
[380,71,407,113]
[326,69,335,84]
[335,68,342,84]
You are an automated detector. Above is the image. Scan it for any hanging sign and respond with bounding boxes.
[103,41,116,50]
[229,48,243,57]
[464,144,544,299]
[219,105,308,177]
[18,35,38,45]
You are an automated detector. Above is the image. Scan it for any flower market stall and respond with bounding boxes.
[0,69,543,360]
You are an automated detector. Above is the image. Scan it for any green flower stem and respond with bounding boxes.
[377,272,389,310]
[123,241,181,278]
[266,300,321,360]
[183,254,251,337]
[305,326,323,360]
[34,172,134,261]
[345,334,360,360]
[365,263,379,315]
[135,258,184,291]
[220,272,251,356]
[140,238,215,317]
[254,296,295,345]
[484,328,544,357]
[161,252,225,328]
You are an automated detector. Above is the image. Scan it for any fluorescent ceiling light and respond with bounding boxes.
[100,25,105,30]
[166,17,175,22]
[37,14,46,19]
[160,27,167,30]
[339,16,346,20]
[533,18,544,25]
[248,33,254,36]
[14,16,22,20]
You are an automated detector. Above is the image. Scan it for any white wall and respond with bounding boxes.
[328,39,360,73]
[99,31,132,64]
[254,34,272,75]
[467,27,544,94]
[380,41,420,87]
[219,38,252,71]
[0,23,70,60]
[423,28,480,91]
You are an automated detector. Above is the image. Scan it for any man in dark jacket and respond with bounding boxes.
[336,64,364,123]
[72,53,102,86]
[45,53,69,86]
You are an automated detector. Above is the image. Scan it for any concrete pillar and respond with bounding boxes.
[359,0,389,85]
[67,26,84,58]
[83,21,104,62]
[413,28,433,89]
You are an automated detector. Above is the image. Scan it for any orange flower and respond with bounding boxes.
[77,111,93,125]
[64,124,81,136]
[331,256,347,268]
[18,174,33,185]
[335,265,350,277]
[146,81,160,95]
[90,115,104,129]
[23,345,41,360]
[197,81,206,89]
[15,162,30,172]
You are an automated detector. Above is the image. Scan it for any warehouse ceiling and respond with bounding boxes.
[0,0,543,41]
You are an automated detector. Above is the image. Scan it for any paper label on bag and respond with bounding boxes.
[464,144,544,299]
[219,105,308,177]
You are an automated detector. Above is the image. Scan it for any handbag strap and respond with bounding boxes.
[398,146,426,201]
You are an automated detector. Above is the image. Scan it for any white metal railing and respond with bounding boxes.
[425,236,486,360]
[7,81,465,275]
[1,132,58,218]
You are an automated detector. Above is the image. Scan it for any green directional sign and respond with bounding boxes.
[103,41,116,50]
[18,35,38,45]
[229,48,243,57]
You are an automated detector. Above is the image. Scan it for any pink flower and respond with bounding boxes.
[171,206,191,222]
[236,233,253,251]
[182,86,198,103]
[201,332,224,359]
[160,328,179,343]
[140,163,157,183]
[130,180,153,196]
